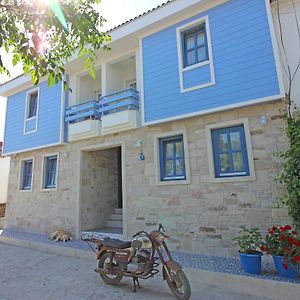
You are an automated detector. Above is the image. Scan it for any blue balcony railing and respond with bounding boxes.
[65,100,101,124]
[65,89,139,124]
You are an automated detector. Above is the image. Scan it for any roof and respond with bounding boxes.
[107,0,174,32]
[0,0,173,87]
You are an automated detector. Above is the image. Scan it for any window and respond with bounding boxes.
[159,135,186,181]
[182,23,208,68]
[211,125,250,178]
[27,90,38,119]
[21,160,33,190]
[44,155,58,189]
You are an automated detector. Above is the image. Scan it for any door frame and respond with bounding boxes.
[76,141,127,239]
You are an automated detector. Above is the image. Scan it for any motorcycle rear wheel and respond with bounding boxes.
[164,268,191,300]
[98,252,123,285]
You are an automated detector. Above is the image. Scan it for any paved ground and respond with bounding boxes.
[0,242,271,300]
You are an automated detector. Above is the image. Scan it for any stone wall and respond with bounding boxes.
[4,100,291,256]
[81,148,119,231]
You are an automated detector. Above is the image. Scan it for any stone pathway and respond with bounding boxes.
[0,243,272,300]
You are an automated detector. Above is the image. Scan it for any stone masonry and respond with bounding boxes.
[4,100,291,257]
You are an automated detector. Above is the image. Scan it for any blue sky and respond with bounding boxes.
[0,0,167,140]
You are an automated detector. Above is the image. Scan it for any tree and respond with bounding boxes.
[0,0,110,87]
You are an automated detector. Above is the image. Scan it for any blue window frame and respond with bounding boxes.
[182,23,208,68]
[159,135,186,181]
[44,156,58,189]
[28,91,38,119]
[212,125,250,178]
[22,160,33,190]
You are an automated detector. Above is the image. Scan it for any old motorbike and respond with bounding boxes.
[83,224,191,300]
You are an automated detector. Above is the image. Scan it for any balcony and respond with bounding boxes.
[65,89,140,141]
[65,100,102,141]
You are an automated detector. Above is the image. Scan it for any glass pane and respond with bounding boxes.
[218,133,229,152]
[197,47,207,62]
[175,142,183,157]
[187,50,196,65]
[197,31,205,46]
[28,92,38,118]
[186,34,195,50]
[165,160,173,176]
[232,152,244,172]
[176,159,184,175]
[230,131,242,151]
[165,143,173,159]
[220,154,230,173]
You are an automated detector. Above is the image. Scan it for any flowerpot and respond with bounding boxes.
[239,252,262,274]
[273,255,299,279]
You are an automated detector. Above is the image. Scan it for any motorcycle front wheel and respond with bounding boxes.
[98,252,123,285]
[164,267,191,300]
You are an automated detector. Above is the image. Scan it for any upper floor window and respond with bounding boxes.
[21,159,33,190]
[43,155,58,189]
[159,135,186,181]
[211,125,250,178]
[27,90,39,119]
[182,23,208,68]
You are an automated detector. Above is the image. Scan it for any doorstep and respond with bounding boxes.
[0,229,299,300]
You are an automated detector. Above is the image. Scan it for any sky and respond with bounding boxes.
[0,0,167,141]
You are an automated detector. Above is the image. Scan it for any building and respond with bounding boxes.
[0,142,10,221]
[0,0,294,256]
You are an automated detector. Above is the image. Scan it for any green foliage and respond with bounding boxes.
[0,0,111,87]
[233,225,264,254]
[277,112,300,230]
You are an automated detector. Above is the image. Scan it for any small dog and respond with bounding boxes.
[49,229,72,242]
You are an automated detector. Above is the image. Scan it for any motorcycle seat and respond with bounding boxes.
[102,237,131,249]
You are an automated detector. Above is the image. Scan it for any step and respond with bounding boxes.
[106,220,123,228]
[114,208,122,215]
[110,214,123,221]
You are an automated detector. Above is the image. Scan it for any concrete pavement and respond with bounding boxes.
[0,242,273,300]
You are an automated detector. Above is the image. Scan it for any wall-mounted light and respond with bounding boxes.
[260,115,267,125]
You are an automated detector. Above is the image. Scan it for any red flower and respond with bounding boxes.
[282,262,289,270]
[285,225,292,230]
[292,231,297,235]
[279,235,286,240]
[293,256,300,263]
[272,226,277,231]
[260,245,265,252]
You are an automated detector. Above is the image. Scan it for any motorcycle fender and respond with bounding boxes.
[96,247,109,260]
[163,260,182,280]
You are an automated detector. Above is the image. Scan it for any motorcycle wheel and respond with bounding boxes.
[164,267,191,300]
[98,252,123,285]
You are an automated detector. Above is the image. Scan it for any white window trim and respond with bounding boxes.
[205,118,256,183]
[41,153,59,191]
[154,129,190,186]
[18,157,34,192]
[24,87,40,135]
[176,15,216,93]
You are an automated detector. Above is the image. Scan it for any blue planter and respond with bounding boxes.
[239,252,262,274]
[273,255,299,279]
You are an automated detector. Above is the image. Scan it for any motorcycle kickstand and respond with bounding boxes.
[132,277,141,292]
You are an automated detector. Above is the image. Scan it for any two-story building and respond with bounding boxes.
[0,0,292,256]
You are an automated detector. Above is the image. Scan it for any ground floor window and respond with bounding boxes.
[211,125,249,178]
[21,159,33,190]
[159,135,186,181]
[43,155,58,189]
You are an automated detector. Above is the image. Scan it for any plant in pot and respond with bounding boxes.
[233,225,264,274]
[264,225,300,279]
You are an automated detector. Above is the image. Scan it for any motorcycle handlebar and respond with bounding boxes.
[132,230,149,238]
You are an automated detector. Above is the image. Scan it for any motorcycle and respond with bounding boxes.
[83,224,191,300]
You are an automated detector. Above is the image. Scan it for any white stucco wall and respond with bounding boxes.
[0,156,10,204]
[272,0,300,107]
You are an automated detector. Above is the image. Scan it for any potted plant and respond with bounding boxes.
[233,225,264,274]
[264,225,300,278]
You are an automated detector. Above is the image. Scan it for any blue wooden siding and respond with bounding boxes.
[142,0,281,123]
[3,81,62,154]
[183,64,211,89]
